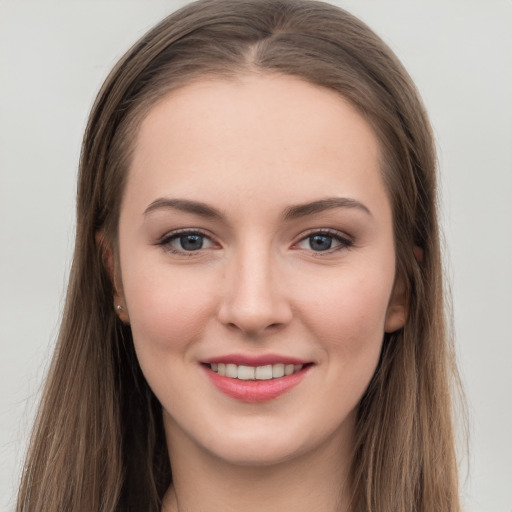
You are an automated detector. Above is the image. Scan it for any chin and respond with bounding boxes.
[198,412,351,468]
[209,436,309,467]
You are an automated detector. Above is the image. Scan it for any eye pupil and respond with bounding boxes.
[180,234,203,251]
[309,235,332,251]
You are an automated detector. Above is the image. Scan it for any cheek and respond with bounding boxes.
[296,263,394,360]
[121,260,215,356]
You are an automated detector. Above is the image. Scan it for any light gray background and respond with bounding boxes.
[1,1,511,511]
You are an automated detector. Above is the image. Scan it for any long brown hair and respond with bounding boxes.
[17,1,462,510]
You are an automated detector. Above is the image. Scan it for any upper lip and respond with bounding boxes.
[201,354,311,366]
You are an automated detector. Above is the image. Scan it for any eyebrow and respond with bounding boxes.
[282,197,372,220]
[144,198,224,219]
[143,196,371,220]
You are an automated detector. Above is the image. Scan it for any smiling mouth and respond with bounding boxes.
[208,363,306,380]
[203,361,312,402]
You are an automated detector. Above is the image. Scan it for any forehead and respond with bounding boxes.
[125,74,388,219]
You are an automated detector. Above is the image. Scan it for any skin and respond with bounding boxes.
[112,74,406,512]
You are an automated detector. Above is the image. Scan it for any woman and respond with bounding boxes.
[16,0,462,510]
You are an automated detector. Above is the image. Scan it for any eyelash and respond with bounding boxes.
[156,229,215,255]
[156,228,353,255]
[295,229,354,254]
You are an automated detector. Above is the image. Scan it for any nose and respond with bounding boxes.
[217,245,293,337]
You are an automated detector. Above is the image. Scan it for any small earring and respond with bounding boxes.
[116,304,123,312]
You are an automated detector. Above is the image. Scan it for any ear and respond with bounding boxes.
[384,277,407,333]
[96,231,130,324]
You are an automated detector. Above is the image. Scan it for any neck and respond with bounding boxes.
[161,418,354,512]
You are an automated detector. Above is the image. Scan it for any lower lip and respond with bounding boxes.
[203,365,311,403]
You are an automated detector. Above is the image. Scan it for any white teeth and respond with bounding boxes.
[209,362,306,380]
[272,363,285,378]
[226,363,238,378]
[255,365,273,380]
[237,365,255,380]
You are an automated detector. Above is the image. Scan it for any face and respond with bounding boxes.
[114,75,406,466]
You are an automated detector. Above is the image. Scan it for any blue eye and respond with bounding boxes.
[158,230,215,254]
[296,231,352,252]
[177,233,204,251]
[309,234,334,251]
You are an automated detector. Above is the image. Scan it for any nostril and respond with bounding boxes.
[217,285,293,335]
